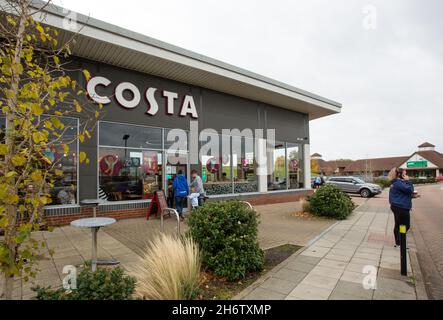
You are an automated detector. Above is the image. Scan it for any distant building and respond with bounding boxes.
[312,142,443,180]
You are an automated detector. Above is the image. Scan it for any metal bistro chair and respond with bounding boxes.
[241,201,254,210]
[160,208,181,236]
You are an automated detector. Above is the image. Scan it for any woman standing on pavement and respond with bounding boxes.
[388,167,415,247]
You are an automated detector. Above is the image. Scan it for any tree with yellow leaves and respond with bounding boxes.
[0,0,101,299]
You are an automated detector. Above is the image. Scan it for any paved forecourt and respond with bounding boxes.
[237,192,424,300]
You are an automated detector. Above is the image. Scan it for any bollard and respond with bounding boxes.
[400,224,407,276]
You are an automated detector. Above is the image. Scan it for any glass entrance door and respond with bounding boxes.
[165,152,189,207]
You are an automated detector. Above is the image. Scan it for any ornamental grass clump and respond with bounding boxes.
[187,200,264,281]
[133,234,201,300]
[309,185,355,220]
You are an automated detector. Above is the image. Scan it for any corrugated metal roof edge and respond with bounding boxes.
[30,0,342,109]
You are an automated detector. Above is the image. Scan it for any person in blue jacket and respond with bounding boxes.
[388,167,415,247]
[172,170,189,220]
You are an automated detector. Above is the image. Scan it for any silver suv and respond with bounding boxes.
[326,176,382,198]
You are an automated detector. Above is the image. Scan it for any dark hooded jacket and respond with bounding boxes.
[389,179,414,210]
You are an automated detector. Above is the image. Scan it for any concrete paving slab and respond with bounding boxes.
[260,277,300,295]
[330,280,374,300]
[310,265,344,279]
[273,268,307,283]
[288,283,332,300]
[246,287,286,300]
[285,261,316,273]
[301,274,340,290]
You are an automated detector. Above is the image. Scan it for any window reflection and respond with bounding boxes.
[267,142,287,191]
[201,134,233,195]
[100,122,162,150]
[99,148,162,201]
[98,122,163,201]
[0,117,5,142]
[233,136,258,193]
[287,143,303,189]
[43,117,78,205]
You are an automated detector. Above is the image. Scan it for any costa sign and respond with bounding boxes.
[86,76,198,118]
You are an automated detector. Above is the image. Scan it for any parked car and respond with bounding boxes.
[326,176,382,198]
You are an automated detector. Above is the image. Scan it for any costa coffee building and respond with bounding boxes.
[16,2,341,224]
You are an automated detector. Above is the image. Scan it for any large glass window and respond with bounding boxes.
[99,147,162,201]
[267,141,305,191]
[201,134,233,195]
[0,117,5,142]
[98,122,163,201]
[233,136,258,193]
[287,143,303,189]
[267,142,287,191]
[44,117,79,205]
[100,121,162,150]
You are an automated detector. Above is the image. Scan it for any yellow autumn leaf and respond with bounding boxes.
[0,144,7,155]
[30,103,44,116]
[55,169,63,176]
[74,100,82,113]
[32,132,44,143]
[82,69,91,81]
[0,216,8,228]
[79,152,87,163]
[5,171,17,178]
[30,171,43,182]
[11,155,27,167]
[40,196,51,205]
[36,24,44,34]
[62,144,69,154]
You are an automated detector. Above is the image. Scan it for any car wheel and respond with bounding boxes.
[360,188,371,198]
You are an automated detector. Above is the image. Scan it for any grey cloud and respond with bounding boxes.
[54,0,443,160]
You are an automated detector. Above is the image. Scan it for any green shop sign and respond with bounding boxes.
[407,161,428,168]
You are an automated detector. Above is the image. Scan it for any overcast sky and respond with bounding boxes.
[53,0,443,160]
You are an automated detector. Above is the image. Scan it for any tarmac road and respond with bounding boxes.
[411,183,443,299]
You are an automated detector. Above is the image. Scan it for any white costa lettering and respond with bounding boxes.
[86,76,111,105]
[115,82,141,109]
[180,95,198,118]
[86,76,199,118]
[146,88,159,116]
[163,90,178,115]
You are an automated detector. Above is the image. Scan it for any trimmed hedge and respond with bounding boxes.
[308,185,355,220]
[187,200,264,281]
[410,178,438,185]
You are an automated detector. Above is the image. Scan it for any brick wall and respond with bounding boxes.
[45,208,147,226]
[44,190,313,226]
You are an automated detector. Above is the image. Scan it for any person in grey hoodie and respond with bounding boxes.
[190,169,205,206]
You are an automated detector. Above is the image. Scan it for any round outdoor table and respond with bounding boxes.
[71,217,117,272]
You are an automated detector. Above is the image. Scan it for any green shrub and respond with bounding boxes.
[410,178,438,185]
[33,267,136,300]
[187,200,264,281]
[309,185,355,220]
[374,177,391,189]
